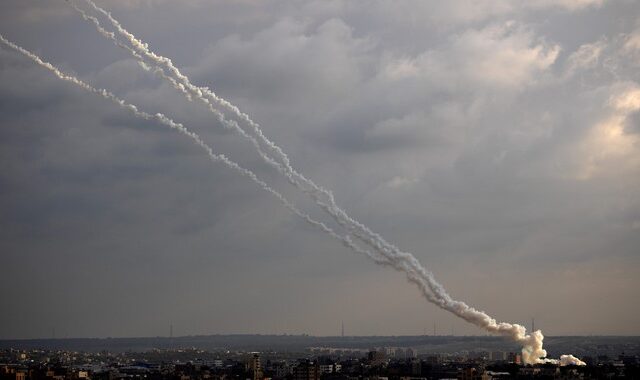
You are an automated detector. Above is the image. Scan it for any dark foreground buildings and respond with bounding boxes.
[1,348,638,380]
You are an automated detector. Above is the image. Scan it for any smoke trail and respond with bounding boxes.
[0,34,397,270]
[70,0,458,304]
[68,1,291,176]
[68,2,584,365]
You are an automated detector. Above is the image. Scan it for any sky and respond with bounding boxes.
[0,0,639,340]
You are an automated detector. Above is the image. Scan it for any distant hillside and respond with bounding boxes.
[1,335,638,357]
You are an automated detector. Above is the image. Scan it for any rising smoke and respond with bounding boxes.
[4,0,586,365]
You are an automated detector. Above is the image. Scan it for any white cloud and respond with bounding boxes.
[569,82,640,180]
[526,0,606,11]
[564,38,607,77]
[379,22,560,90]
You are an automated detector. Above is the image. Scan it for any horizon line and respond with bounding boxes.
[2,333,639,342]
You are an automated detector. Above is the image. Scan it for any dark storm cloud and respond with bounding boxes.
[0,0,638,339]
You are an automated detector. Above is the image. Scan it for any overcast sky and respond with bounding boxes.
[0,0,639,339]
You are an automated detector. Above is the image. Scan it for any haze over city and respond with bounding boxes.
[0,0,638,354]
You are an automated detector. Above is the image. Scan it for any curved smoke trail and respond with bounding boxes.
[0,34,395,270]
[67,1,583,365]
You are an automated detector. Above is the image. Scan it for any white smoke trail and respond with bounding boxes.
[0,34,396,270]
[68,1,292,177]
[68,1,584,365]
[70,0,459,305]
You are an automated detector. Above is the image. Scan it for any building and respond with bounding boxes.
[247,354,262,380]
[265,361,290,378]
[318,364,333,374]
[507,352,522,365]
[368,351,387,366]
[293,360,319,380]
[459,367,488,380]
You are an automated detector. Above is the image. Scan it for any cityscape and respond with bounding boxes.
[1,1,639,379]
[2,334,640,380]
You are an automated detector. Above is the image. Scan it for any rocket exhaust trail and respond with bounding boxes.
[68,2,583,365]
[71,0,435,267]
[0,34,394,270]
[68,2,291,177]
[70,0,454,304]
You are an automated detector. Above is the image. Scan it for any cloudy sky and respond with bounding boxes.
[0,0,639,339]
